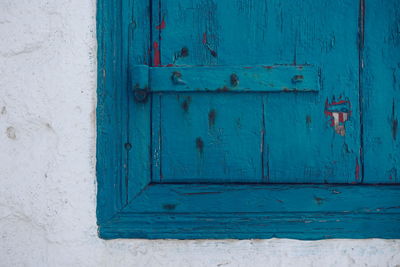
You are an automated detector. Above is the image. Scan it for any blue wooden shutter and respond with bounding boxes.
[97,0,400,239]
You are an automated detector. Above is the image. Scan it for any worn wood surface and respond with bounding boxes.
[96,0,127,223]
[136,65,320,92]
[363,0,400,183]
[97,0,400,239]
[100,184,400,239]
[152,0,361,183]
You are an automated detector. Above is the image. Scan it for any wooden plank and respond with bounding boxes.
[153,93,264,182]
[100,213,400,239]
[100,184,400,239]
[262,0,361,183]
[125,0,152,200]
[147,65,320,92]
[96,0,126,223]
[125,184,400,213]
[151,0,266,182]
[363,0,400,183]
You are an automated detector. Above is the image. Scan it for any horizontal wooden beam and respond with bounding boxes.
[99,184,400,239]
[132,65,320,93]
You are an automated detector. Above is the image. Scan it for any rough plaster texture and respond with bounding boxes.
[0,0,400,266]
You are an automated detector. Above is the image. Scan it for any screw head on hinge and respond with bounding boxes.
[133,84,149,103]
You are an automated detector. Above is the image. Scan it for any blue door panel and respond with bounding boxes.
[149,0,361,183]
[134,0,400,184]
[363,0,400,183]
[152,93,264,182]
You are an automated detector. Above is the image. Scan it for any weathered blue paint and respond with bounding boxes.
[97,0,400,239]
[99,184,400,239]
[133,65,320,92]
[363,0,400,183]
[154,0,361,183]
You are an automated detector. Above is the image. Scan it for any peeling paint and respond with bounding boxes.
[173,47,189,63]
[208,109,216,127]
[202,32,217,57]
[181,96,191,113]
[155,18,166,30]
[202,32,207,45]
[196,137,204,154]
[355,157,360,180]
[391,100,398,140]
[324,98,351,136]
[153,41,160,67]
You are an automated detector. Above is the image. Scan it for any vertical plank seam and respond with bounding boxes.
[115,0,124,208]
[124,0,130,205]
[261,98,267,183]
[159,95,163,181]
[358,0,365,183]
[149,0,154,182]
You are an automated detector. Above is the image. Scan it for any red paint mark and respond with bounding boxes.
[202,32,207,45]
[244,66,253,69]
[202,32,217,57]
[324,98,352,134]
[339,113,345,123]
[263,66,274,69]
[165,64,175,67]
[355,157,360,180]
[331,100,349,106]
[155,18,166,30]
[359,0,365,49]
[153,41,160,67]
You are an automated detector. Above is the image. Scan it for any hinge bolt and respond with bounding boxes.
[230,73,239,87]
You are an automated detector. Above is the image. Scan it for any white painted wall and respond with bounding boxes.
[0,0,399,266]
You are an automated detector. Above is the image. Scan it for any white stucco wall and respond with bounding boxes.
[0,1,400,266]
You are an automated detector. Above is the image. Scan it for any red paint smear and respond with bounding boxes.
[339,113,344,123]
[324,98,352,126]
[153,41,160,67]
[202,33,207,45]
[155,18,166,30]
[329,100,349,106]
[355,157,360,180]
[263,66,274,69]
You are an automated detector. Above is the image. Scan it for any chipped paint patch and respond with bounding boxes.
[202,32,217,57]
[208,109,216,127]
[355,157,360,181]
[153,41,160,67]
[181,96,191,113]
[155,18,166,30]
[391,100,398,140]
[195,137,204,154]
[324,98,351,136]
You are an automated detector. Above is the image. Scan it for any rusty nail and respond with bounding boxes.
[292,75,304,83]
[134,89,149,103]
[172,71,186,85]
[230,73,239,87]
[180,47,189,57]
